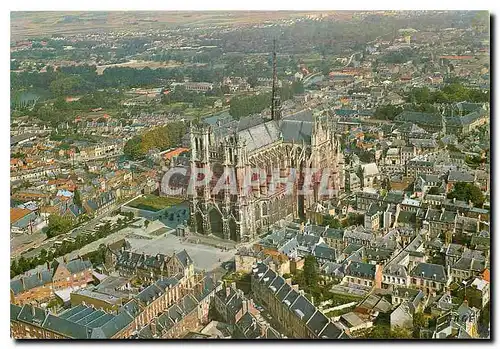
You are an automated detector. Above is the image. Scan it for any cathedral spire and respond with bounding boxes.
[271,38,282,121]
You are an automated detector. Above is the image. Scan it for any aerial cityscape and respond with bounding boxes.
[10,10,490,340]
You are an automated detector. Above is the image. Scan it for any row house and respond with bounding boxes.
[450,255,485,284]
[251,263,347,339]
[10,300,140,339]
[409,263,451,296]
[113,249,195,285]
[342,261,383,289]
[11,272,216,339]
[213,284,257,325]
[10,259,93,306]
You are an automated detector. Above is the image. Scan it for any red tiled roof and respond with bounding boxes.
[11,207,31,223]
[163,147,189,160]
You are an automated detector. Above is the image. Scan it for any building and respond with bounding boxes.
[409,263,450,295]
[113,249,195,284]
[342,261,382,289]
[250,262,347,339]
[390,301,414,330]
[10,259,94,306]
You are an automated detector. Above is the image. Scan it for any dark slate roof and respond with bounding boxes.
[312,245,337,261]
[66,307,95,322]
[66,259,92,274]
[137,284,163,305]
[410,263,447,283]
[268,273,285,294]
[10,279,24,295]
[155,277,179,292]
[175,249,193,267]
[452,257,485,272]
[193,275,217,302]
[59,305,87,319]
[323,228,344,240]
[237,120,281,153]
[17,304,47,326]
[319,322,344,339]
[96,311,133,338]
[343,243,363,255]
[364,247,393,262]
[178,294,198,314]
[236,311,258,338]
[11,303,22,321]
[42,313,91,339]
[280,119,313,144]
[74,310,106,326]
[120,299,141,318]
[290,295,316,323]
[261,268,278,288]
[448,170,474,182]
[344,261,376,279]
[283,288,299,307]
[276,282,292,302]
[307,310,329,336]
[86,313,115,329]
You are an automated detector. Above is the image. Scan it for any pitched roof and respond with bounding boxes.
[410,263,447,282]
[345,261,376,279]
[10,207,32,223]
[306,310,329,335]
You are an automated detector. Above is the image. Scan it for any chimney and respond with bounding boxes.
[226,286,231,298]
[31,305,36,318]
[47,261,51,271]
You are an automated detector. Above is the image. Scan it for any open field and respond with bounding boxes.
[11,11,353,40]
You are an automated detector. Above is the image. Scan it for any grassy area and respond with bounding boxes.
[126,195,184,212]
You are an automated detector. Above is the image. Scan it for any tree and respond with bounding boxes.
[343,213,364,227]
[124,122,187,160]
[47,214,73,238]
[321,215,342,228]
[373,105,403,121]
[303,255,319,288]
[361,325,413,339]
[73,189,82,207]
[247,76,258,88]
[144,220,150,229]
[428,187,441,195]
[447,182,485,207]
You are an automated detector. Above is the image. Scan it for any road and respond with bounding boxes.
[11,195,140,261]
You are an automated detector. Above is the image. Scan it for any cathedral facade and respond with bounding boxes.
[188,110,344,242]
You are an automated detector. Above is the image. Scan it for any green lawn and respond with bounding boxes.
[127,195,184,212]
